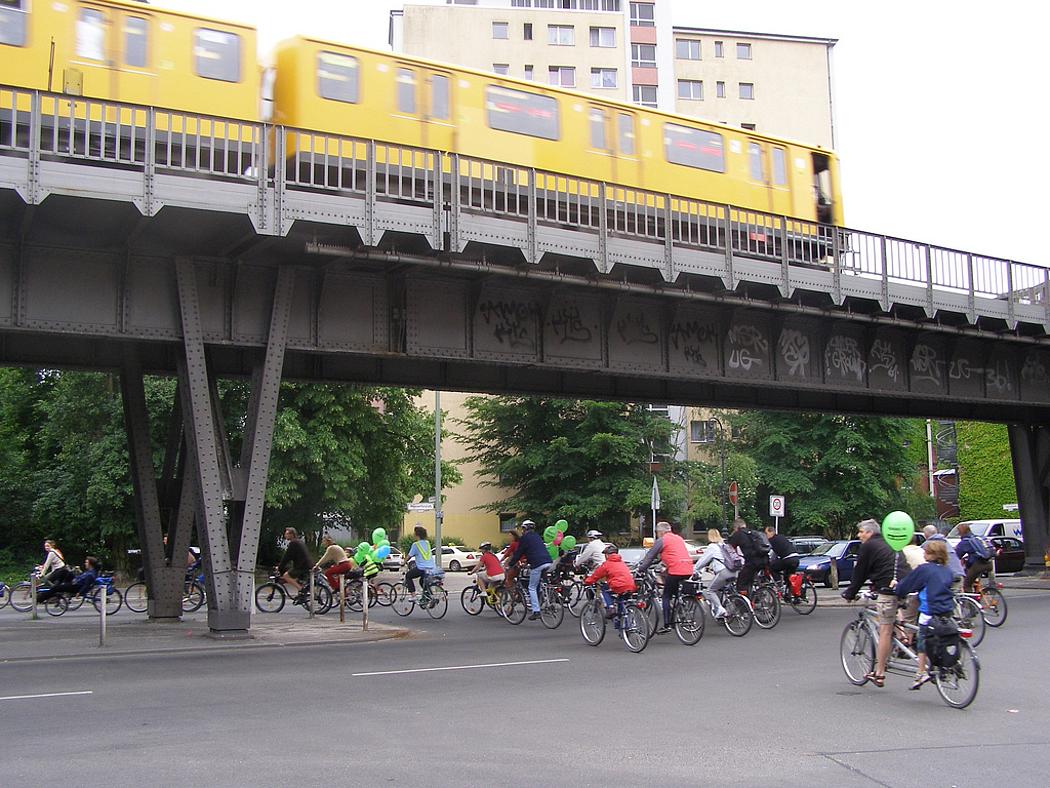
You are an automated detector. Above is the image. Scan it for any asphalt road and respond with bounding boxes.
[1,586,1048,787]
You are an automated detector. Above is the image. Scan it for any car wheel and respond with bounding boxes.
[449,560,461,572]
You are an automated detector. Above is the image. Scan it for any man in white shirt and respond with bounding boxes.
[574,530,607,571]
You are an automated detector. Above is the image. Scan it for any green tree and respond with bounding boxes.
[684,450,759,531]
[730,411,913,538]
[455,396,682,535]
[955,421,1016,519]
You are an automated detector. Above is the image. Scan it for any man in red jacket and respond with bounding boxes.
[637,521,695,634]
[584,544,637,611]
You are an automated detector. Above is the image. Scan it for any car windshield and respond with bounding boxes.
[808,541,844,557]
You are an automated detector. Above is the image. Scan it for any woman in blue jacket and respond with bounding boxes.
[894,539,955,690]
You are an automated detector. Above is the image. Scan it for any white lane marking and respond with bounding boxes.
[0,690,93,702]
[352,658,569,677]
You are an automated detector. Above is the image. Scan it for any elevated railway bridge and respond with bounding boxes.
[1,88,1047,633]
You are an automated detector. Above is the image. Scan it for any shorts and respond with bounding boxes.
[875,593,899,626]
[478,571,505,584]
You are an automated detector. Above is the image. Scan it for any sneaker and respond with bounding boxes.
[527,611,541,621]
[656,626,672,635]
[713,612,727,621]
[909,672,931,691]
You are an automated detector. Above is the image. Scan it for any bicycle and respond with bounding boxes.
[124,561,206,614]
[536,571,566,629]
[745,572,782,630]
[951,590,985,647]
[336,572,395,612]
[10,571,123,615]
[632,567,705,645]
[461,580,505,617]
[840,592,979,708]
[392,570,448,619]
[691,575,754,637]
[578,584,650,653]
[496,569,531,625]
[0,580,10,610]
[970,575,1007,627]
[757,565,817,615]
[254,570,332,614]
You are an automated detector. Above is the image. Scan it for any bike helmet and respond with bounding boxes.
[478,541,492,551]
[586,529,603,539]
[602,543,619,555]
[521,519,536,530]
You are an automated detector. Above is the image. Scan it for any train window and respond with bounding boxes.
[664,123,725,173]
[397,68,416,114]
[617,113,635,155]
[589,108,606,150]
[194,29,241,83]
[486,85,559,141]
[748,142,765,182]
[124,17,148,68]
[772,146,787,186]
[77,8,106,61]
[317,52,359,103]
[0,0,27,47]
[430,74,450,121]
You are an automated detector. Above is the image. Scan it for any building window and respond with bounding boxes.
[741,122,756,130]
[499,512,518,533]
[629,2,655,26]
[193,29,241,83]
[739,82,755,100]
[690,420,717,443]
[590,67,617,89]
[493,63,510,75]
[548,65,575,87]
[675,39,700,60]
[589,26,615,47]
[523,22,533,40]
[632,84,657,107]
[677,79,703,100]
[714,40,724,58]
[492,21,509,39]
[617,112,635,154]
[124,17,149,68]
[0,0,28,47]
[548,24,575,46]
[736,42,752,59]
[318,52,359,103]
[716,80,725,98]
[524,64,534,80]
[589,107,607,149]
[397,68,416,113]
[630,43,656,68]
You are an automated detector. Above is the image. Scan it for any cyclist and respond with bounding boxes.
[277,527,312,596]
[36,556,99,604]
[841,519,911,688]
[692,528,738,620]
[893,538,955,690]
[35,539,66,583]
[583,543,636,611]
[405,525,436,600]
[636,521,694,634]
[503,519,551,621]
[574,530,607,571]
[728,518,769,594]
[469,542,505,595]
[764,526,801,599]
[954,522,993,594]
[313,535,352,592]
[923,525,965,587]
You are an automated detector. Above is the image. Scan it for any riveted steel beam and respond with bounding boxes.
[1008,423,1050,571]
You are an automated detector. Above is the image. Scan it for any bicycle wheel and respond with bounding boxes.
[45,595,69,616]
[673,597,705,646]
[391,583,415,617]
[499,586,527,625]
[182,581,206,613]
[935,640,980,709]
[0,584,8,609]
[621,604,650,653]
[461,586,484,616]
[638,592,659,636]
[579,600,606,646]
[840,619,876,685]
[722,594,753,637]
[67,593,86,611]
[425,587,448,620]
[124,582,149,614]
[92,586,123,615]
[254,582,286,613]
[565,581,585,618]
[751,586,781,629]
[9,582,34,613]
[344,581,364,613]
[375,582,396,607]
[311,584,333,614]
[789,579,818,615]
[955,595,985,647]
[980,587,1007,627]
[539,586,564,629]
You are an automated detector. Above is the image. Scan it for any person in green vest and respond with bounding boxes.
[405,525,437,600]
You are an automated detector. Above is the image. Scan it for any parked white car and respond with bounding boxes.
[947,519,1023,548]
[440,545,479,572]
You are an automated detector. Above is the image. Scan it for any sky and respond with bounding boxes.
[167,0,1044,268]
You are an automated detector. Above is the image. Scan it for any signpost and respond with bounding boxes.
[650,476,661,540]
[769,494,786,532]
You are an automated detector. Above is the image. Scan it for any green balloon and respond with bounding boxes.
[555,519,568,531]
[881,511,914,552]
[546,543,559,562]
[561,535,577,551]
[543,525,558,543]
[371,527,387,544]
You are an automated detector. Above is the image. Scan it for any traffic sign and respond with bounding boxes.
[728,481,739,506]
[407,502,435,512]
[769,495,785,517]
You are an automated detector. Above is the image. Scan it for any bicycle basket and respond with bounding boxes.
[682,579,702,596]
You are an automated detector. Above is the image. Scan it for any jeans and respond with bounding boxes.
[528,563,552,612]
[405,565,426,593]
[702,569,735,618]
[662,575,688,626]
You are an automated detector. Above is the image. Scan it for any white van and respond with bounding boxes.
[947,519,1023,547]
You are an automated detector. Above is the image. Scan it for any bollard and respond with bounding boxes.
[361,579,369,634]
[308,572,315,620]
[339,574,346,624]
[30,574,38,620]
[98,586,107,647]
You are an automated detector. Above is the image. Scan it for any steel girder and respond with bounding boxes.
[1008,424,1050,571]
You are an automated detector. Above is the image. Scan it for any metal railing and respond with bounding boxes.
[1,85,1047,324]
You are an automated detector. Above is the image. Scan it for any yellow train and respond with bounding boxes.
[1,0,843,229]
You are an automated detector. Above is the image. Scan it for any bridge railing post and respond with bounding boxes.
[923,243,934,318]
[1005,259,1016,328]
[722,204,734,290]
[527,167,537,265]
[779,215,790,298]
[27,91,41,204]
[365,139,376,246]
[879,235,889,312]
[831,225,842,305]
[144,107,156,216]
[965,253,976,324]
[1043,267,1050,327]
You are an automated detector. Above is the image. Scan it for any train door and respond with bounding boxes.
[72,3,153,103]
[747,139,773,213]
[393,64,455,152]
[812,152,835,224]
[613,110,641,188]
[587,104,613,182]
[768,144,792,217]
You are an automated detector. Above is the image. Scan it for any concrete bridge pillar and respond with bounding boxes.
[1008,423,1050,571]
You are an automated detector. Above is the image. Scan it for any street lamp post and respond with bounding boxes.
[709,417,728,529]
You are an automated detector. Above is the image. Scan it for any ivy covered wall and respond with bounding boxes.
[956,421,1016,520]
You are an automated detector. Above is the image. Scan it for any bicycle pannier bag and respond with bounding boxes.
[926,615,961,668]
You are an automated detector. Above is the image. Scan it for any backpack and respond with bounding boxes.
[926,615,961,668]
[747,529,771,562]
[969,536,991,561]
[720,543,744,572]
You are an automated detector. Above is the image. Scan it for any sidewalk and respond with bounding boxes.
[0,611,410,663]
